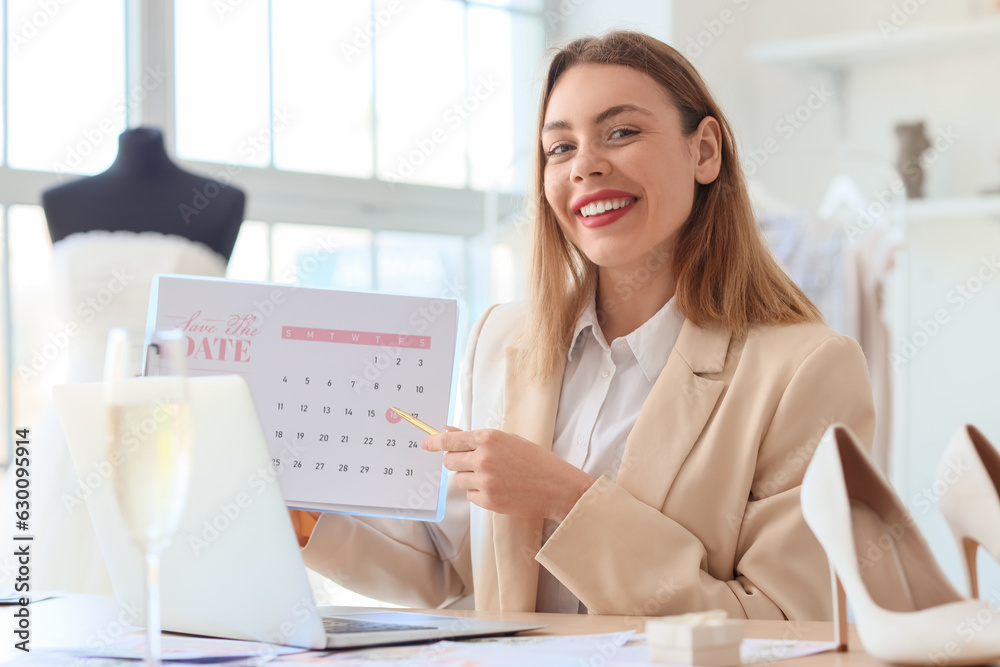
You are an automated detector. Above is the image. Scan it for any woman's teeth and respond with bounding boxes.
[578,197,635,217]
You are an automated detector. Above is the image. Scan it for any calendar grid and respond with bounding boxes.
[149,275,458,522]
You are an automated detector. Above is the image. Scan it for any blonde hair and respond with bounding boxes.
[518,31,822,380]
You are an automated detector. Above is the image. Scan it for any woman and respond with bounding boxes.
[294,30,875,621]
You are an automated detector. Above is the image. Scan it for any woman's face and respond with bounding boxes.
[541,63,720,275]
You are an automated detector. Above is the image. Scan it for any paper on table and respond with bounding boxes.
[589,636,838,666]
[16,656,280,667]
[742,638,840,663]
[51,633,306,662]
[272,633,838,665]
[277,632,638,665]
[0,590,62,605]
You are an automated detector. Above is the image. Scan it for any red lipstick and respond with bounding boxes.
[572,189,637,211]
[572,189,639,229]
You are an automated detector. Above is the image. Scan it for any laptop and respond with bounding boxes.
[52,375,543,650]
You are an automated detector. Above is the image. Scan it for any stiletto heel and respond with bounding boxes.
[938,425,1000,599]
[802,424,1000,665]
[954,533,980,599]
[830,568,847,652]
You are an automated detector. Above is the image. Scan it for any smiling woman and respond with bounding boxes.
[295,30,876,622]
[524,35,823,371]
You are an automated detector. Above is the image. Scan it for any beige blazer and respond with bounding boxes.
[301,302,875,620]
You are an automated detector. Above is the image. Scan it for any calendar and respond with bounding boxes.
[145,275,459,522]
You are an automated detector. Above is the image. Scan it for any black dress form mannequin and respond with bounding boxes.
[41,127,245,260]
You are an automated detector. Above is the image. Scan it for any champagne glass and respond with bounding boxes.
[104,328,193,667]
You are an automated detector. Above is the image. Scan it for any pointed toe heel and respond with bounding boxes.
[937,425,1000,599]
[802,424,1000,666]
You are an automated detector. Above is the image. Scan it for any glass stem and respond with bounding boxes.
[146,548,162,667]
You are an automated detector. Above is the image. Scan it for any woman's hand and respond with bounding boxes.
[422,427,595,522]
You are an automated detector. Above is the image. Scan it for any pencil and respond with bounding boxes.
[390,407,441,436]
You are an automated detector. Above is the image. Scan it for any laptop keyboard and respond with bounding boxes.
[322,617,436,634]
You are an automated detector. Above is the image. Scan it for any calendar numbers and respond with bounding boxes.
[266,332,446,513]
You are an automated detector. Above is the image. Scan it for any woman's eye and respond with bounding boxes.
[545,143,574,156]
[610,128,639,140]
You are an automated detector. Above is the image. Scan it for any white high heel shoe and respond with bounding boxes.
[802,423,1000,665]
[937,424,1000,598]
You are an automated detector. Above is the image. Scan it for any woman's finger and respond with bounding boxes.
[453,471,478,491]
[442,451,475,472]
[422,429,476,452]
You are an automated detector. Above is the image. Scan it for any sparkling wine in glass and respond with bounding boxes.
[104,329,192,667]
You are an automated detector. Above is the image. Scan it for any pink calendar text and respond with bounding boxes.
[282,326,430,349]
[187,336,252,363]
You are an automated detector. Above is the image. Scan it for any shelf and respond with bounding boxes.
[905,194,1000,221]
[748,16,1000,69]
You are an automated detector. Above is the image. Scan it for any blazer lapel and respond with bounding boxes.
[491,346,566,611]
[616,319,731,510]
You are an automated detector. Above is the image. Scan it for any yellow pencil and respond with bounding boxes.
[390,407,441,436]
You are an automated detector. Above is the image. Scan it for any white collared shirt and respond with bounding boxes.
[535,296,686,614]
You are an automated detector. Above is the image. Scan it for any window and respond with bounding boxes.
[270,223,374,290]
[467,5,544,191]
[271,0,374,177]
[1,1,543,464]
[172,0,543,188]
[374,1,467,187]
[174,0,271,167]
[7,0,126,173]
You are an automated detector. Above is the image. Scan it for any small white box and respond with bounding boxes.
[647,615,743,666]
[649,642,742,666]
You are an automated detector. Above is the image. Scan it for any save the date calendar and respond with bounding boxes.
[146,275,459,522]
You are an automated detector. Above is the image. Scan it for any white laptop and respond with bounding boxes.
[52,375,543,650]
